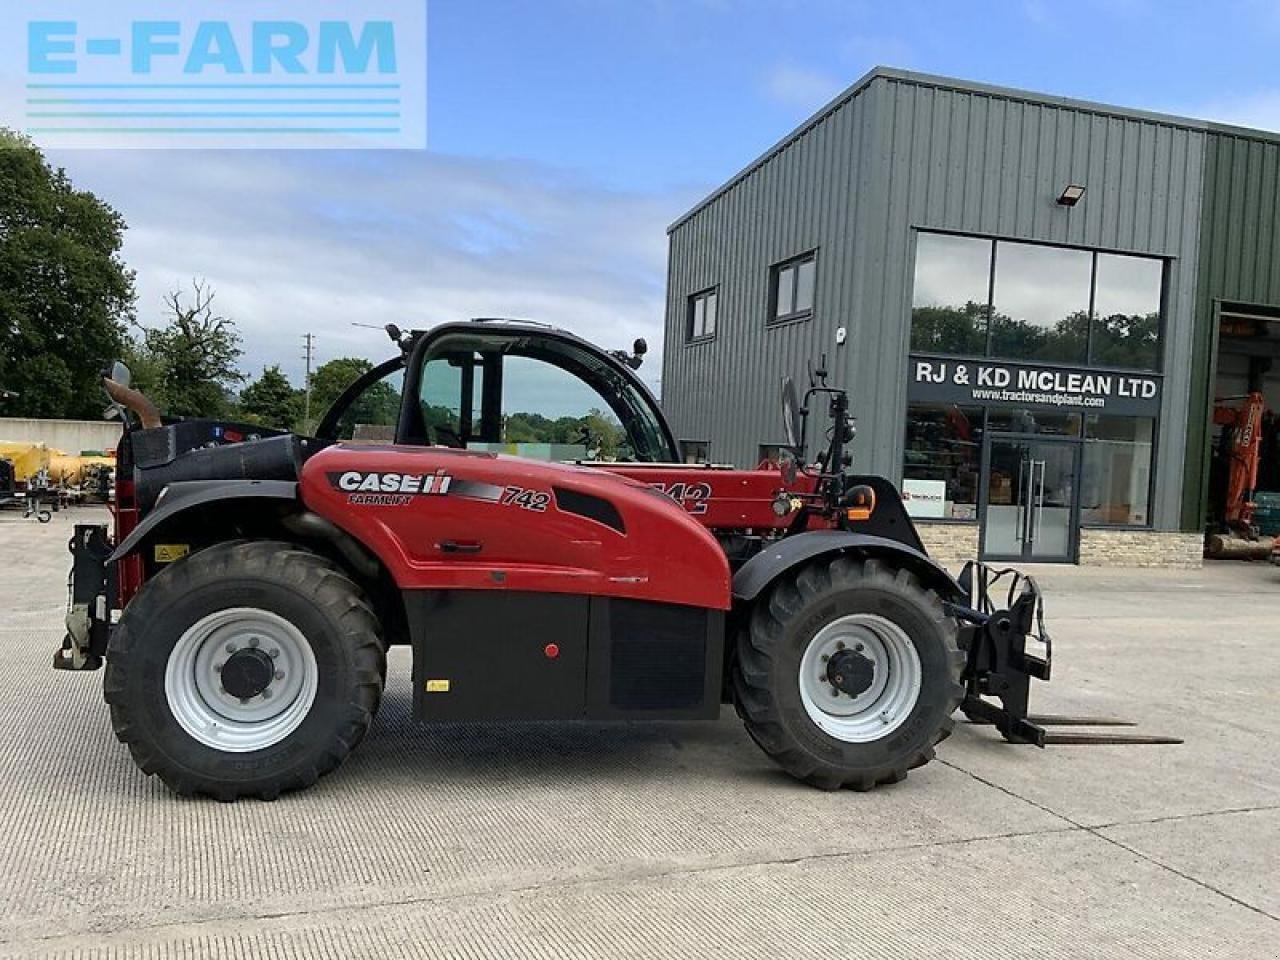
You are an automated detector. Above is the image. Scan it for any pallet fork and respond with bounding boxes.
[949,563,1181,747]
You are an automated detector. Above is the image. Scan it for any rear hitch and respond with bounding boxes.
[57,524,113,672]
[948,562,1181,747]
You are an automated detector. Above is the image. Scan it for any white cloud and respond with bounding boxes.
[44,148,697,390]
[763,64,846,111]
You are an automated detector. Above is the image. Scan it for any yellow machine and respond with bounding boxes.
[48,451,116,486]
[0,442,51,485]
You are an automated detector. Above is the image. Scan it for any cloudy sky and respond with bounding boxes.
[10,0,1280,390]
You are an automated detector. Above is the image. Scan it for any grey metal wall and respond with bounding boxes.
[663,69,1207,532]
[662,84,876,466]
[1184,132,1280,529]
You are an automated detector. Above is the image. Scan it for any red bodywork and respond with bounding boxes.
[299,445,747,610]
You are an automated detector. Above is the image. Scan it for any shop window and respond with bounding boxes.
[991,241,1092,365]
[909,232,1165,372]
[985,409,1082,438]
[687,288,718,342]
[1080,416,1153,526]
[680,439,710,464]
[902,403,983,520]
[910,233,992,356]
[769,252,817,324]
[1091,254,1162,370]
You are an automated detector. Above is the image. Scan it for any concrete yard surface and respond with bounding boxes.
[0,507,1277,958]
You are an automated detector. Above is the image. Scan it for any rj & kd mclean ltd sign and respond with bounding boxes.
[908,355,1161,417]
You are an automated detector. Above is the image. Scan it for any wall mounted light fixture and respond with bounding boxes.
[1057,184,1086,206]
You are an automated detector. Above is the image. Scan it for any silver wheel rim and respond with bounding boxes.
[164,607,318,753]
[797,613,923,743]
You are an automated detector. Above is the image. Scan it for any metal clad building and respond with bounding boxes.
[662,68,1280,565]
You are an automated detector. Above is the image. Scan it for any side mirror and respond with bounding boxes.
[385,323,402,344]
[781,376,802,453]
[779,450,798,486]
[108,361,131,388]
[633,338,648,357]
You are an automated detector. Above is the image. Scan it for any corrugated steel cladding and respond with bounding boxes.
[1186,133,1280,528]
[663,68,1280,533]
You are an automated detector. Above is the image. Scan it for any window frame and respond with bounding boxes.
[909,229,1167,375]
[1078,413,1159,530]
[679,439,711,464]
[399,325,680,462]
[768,250,818,326]
[756,442,789,465]
[901,402,986,524]
[686,286,719,343]
[898,404,1159,531]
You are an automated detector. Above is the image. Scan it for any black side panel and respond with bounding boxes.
[553,486,625,534]
[405,590,725,723]
[133,432,304,511]
[408,591,590,721]
[587,599,724,720]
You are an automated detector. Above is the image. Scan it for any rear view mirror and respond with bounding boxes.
[108,361,131,388]
[781,376,802,453]
[779,450,798,486]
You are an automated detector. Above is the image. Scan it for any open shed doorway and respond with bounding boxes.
[1207,302,1280,558]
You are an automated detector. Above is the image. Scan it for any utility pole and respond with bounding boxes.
[301,333,316,428]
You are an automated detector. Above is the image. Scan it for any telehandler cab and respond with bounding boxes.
[58,320,1172,801]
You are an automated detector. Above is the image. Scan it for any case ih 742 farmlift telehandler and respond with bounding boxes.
[58,321,1176,800]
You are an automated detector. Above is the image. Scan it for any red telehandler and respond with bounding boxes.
[57,320,1175,800]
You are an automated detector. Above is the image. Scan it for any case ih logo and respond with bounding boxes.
[328,470,452,507]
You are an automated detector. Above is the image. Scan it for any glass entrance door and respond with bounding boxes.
[982,436,1079,562]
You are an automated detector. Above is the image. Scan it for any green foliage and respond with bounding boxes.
[910,301,990,356]
[912,300,1158,368]
[309,356,373,417]
[239,365,301,430]
[0,128,135,418]
[310,357,399,438]
[130,280,243,419]
[502,407,625,458]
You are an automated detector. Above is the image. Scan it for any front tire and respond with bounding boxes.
[733,555,963,790]
[104,541,385,800]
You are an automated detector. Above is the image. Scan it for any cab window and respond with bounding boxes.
[419,353,476,448]
[412,331,674,462]
[327,366,403,443]
[490,355,626,461]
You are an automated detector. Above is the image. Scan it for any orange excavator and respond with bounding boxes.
[1209,356,1273,558]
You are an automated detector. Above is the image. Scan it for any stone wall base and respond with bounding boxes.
[913,522,1204,569]
[1076,528,1203,568]
[914,522,980,570]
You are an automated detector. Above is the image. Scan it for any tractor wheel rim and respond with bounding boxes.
[797,613,922,743]
[165,607,318,753]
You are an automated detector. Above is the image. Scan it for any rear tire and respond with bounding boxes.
[104,541,385,801]
[733,555,963,790]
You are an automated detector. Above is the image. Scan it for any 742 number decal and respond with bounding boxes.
[502,486,550,511]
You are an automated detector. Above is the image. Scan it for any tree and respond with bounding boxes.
[0,128,135,418]
[239,365,300,430]
[309,357,399,437]
[309,357,373,417]
[131,280,243,418]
